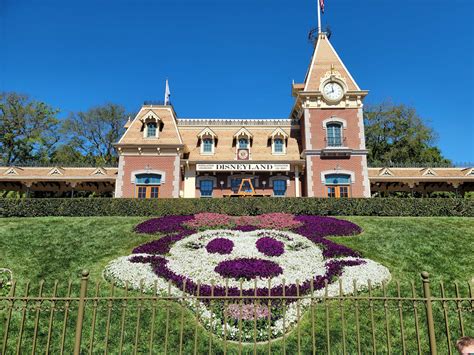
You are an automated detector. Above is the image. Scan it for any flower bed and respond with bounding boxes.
[105,213,390,341]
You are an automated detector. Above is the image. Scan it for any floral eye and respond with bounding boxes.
[256,237,284,257]
[205,238,234,255]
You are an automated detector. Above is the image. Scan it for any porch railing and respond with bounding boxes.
[1,271,472,354]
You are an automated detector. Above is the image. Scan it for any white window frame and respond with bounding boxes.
[322,117,347,148]
[200,136,215,155]
[142,111,161,139]
[272,136,286,155]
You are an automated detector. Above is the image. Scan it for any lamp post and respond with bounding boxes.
[262,180,267,191]
[220,181,224,190]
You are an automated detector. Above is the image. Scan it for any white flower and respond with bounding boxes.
[103,229,391,342]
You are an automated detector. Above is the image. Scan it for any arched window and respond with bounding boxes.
[135,173,161,198]
[324,173,351,198]
[326,123,343,147]
[146,122,157,138]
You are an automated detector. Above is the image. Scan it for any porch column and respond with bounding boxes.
[295,165,301,197]
[183,164,196,198]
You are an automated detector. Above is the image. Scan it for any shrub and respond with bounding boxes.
[0,197,472,217]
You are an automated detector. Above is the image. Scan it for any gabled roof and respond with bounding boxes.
[304,33,360,92]
[197,127,217,138]
[116,106,183,146]
[90,167,107,176]
[233,127,253,138]
[3,167,20,176]
[421,168,438,177]
[48,167,65,176]
[269,127,289,139]
[379,168,394,177]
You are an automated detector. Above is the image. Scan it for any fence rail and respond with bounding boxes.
[1,271,473,354]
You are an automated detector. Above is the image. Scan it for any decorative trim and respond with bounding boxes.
[178,118,297,126]
[306,156,314,197]
[3,167,18,176]
[233,127,253,138]
[322,117,347,129]
[421,168,438,177]
[379,168,394,177]
[361,156,371,197]
[173,155,180,198]
[115,156,125,197]
[130,169,166,184]
[320,170,356,184]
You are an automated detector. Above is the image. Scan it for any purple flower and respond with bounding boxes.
[233,225,259,232]
[214,258,283,280]
[256,237,285,257]
[130,255,365,300]
[206,238,234,255]
[134,215,194,234]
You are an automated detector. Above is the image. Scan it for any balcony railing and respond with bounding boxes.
[325,136,346,147]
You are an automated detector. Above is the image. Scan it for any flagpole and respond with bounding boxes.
[317,0,322,34]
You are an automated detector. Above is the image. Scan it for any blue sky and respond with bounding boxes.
[1,0,473,162]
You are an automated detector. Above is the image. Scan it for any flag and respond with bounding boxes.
[320,0,325,14]
[164,79,171,105]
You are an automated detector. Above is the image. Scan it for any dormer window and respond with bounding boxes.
[202,138,214,153]
[273,138,284,153]
[197,127,217,155]
[141,111,162,138]
[269,128,288,155]
[146,122,157,138]
[238,138,248,149]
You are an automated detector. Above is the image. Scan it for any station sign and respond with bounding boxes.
[196,163,291,172]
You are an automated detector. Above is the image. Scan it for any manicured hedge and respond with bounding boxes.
[0,197,473,217]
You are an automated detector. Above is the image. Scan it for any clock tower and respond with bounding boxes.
[292,32,371,197]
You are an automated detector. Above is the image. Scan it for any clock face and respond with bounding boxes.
[238,149,249,160]
[323,82,344,101]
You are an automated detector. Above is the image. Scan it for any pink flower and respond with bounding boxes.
[226,303,270,321]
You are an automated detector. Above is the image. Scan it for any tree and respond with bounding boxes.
[0,92,60,165]
[364,102,450,166]
[61,104,127,165]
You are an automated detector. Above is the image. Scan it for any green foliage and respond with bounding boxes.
[60,103,127,165]
[0,197,472,217]
[0,92,60,165]
[364,102,450,165]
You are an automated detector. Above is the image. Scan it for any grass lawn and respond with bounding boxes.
[0,216,473,353]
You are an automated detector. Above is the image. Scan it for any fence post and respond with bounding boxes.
[74,269,89,355]
[421,271,437,355]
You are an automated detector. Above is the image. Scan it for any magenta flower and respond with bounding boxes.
[214,258,283,280]
[206,238,234,255]
[256,237,285,257]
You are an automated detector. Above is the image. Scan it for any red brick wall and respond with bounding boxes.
[309,108,362,149]
[120,155,178,198]
[305,108,368,197]
[310,156,366,197]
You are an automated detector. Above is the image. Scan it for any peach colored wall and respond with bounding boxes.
[308,108,361,149]
[120,155,178,198]
[310,156,365,197]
